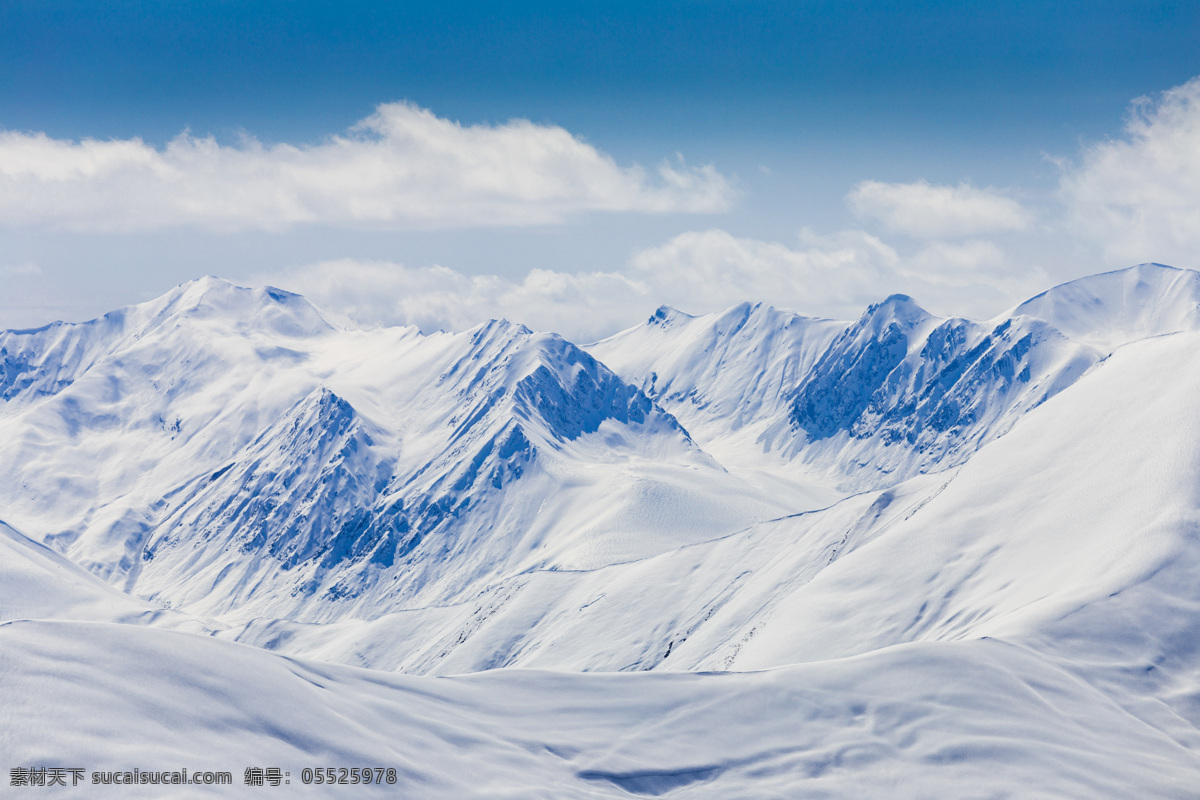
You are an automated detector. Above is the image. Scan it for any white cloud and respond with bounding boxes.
[261,259,654,343]
[1059,76,1200,269]
[626,228,904,318]
[261,226,1043,342]
[0,103,733,232]
[908,239,1005,276]
[900,239,1049,307]
[630,229,1045,320]
[260,227,1031,342]
[256,229,907,342]
[848,179,1031,239]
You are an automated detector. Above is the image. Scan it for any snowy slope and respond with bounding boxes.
[7,620,1198,799]
[1014,262,1200,352]
[5,489,1198,799]
[4,514,1197,800]
[734,329,1200,671]
[0,518,207,633]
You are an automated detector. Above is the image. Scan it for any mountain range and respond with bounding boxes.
[4,262,1200,797]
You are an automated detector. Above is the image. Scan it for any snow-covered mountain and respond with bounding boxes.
[589,287,1100,490]
[0,277,790,623]
[7,263,1200,797]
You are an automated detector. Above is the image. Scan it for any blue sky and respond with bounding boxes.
[3,1,1200,337]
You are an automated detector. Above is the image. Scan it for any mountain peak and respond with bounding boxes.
[822,293,934,354]
[647,305,692,328]
[467,317,533,340]
[141,277,334,339]
[862,293,930,328]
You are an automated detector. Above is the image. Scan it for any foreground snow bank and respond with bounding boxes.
[4,619,1197,799]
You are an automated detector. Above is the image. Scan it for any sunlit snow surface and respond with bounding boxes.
[4,264,1200,796]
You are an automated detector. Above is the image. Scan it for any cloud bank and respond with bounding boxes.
[848,179,1031,239]
[0,103,733,232]
[260,229,910,342]
[261,228,1042,343]
[266,260,650,343]
[1060,76,1200,268]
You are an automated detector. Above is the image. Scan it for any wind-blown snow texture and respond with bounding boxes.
[5,264,1200,797]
